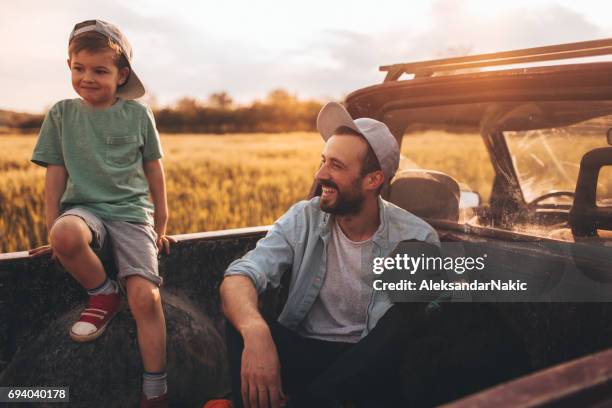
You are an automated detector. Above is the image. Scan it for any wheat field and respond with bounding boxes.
[1,132,491,253]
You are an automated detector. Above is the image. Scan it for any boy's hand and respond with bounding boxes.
[156,234,176,256]
[29,244,57,260]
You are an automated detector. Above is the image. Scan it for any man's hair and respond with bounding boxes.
[335,126,381,177]
[68,31,129,70]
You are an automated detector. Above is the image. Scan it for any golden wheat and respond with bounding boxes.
[2,132,492,253]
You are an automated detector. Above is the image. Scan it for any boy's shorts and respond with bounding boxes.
[55,207,163,287]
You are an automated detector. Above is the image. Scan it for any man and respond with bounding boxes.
[220,102,440,408]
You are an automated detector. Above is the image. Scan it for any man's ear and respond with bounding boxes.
[118,67,130,86]
[365,170,385,191]
[67,58,71,69]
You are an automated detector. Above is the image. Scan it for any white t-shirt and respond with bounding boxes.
[298,219,374,343]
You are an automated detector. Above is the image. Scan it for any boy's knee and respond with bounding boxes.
[49,217,91,256]
[127,278,161,317]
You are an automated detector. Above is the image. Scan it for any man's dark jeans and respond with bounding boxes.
[226,304,433,407]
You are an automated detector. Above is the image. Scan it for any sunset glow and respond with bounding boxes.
[1,0,611,112]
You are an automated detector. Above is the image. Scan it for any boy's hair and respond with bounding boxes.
[68,31,130,70]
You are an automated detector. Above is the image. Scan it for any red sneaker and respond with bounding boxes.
[69,292,121,342]
[140,393,168,408]
[202,399,232,408]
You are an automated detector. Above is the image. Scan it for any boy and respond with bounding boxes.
[29,20,173,408]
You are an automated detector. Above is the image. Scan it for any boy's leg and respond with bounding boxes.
[50,208,121,341]
[105,221,167,401]
[126,276,167,373]
[49,211,107,289]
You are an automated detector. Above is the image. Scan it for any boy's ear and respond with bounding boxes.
[118,67,130,86]
[67,58,71,69]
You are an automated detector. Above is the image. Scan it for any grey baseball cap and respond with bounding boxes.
[69,20,145,100]
[317,102,400,182]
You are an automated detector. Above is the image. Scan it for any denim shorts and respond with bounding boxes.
[55,207,163,287]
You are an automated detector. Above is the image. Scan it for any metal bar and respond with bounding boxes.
[381,38,612,80]
[0,225,271,264]
[381,38,612,72]
[415,47,612,77]
[441,347,612,408]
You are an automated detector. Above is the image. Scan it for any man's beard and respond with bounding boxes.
[318,178,365,216]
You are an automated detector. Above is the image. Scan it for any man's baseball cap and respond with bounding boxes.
[69,19,145,100]
[316,102,400,182]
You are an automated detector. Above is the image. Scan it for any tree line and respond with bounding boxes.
[1,89,325,134]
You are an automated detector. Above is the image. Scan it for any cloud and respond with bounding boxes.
[254,0,605,100]
[0,0,608,112]
[414,0,604,56]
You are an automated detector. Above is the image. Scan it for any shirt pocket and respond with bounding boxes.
[105,135,139,167]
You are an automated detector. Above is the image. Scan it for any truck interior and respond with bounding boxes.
[2,38,612,407]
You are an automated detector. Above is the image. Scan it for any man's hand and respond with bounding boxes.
[221,276,286,407]
[241,324,285,408]
[29,244,56,260]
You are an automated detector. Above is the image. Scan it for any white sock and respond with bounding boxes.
[142,371,168,399]
[87,278,118,296]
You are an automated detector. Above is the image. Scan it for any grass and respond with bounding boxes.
[1,131,492,253]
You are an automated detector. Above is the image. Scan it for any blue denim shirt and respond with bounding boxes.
[224,196,440,338]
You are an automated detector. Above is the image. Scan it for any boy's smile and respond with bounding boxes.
[68,49,129,108]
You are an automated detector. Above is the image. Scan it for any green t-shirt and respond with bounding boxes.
[31,98,163,224]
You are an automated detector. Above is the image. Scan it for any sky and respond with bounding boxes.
[1,0,612,113]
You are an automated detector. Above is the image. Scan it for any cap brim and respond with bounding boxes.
[116,69,145,99]
[316,102,360,140]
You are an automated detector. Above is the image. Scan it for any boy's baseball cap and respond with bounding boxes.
[69,19,145,100]
[316,102,400,182]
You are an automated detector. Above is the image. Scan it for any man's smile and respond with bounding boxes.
[321,185,337,199]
